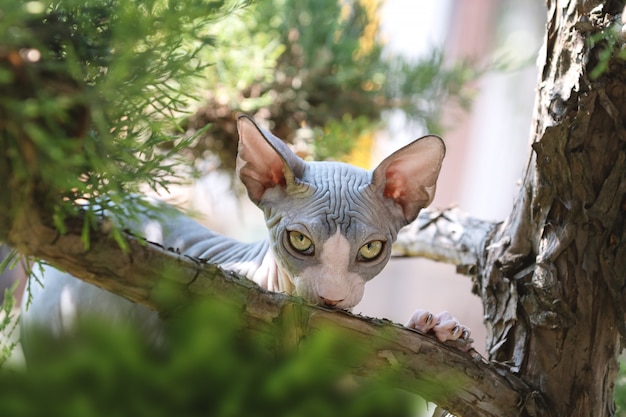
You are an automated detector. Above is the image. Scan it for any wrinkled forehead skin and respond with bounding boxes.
[260,160,404,274]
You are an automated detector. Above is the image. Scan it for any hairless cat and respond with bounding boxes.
[20,115,471,354]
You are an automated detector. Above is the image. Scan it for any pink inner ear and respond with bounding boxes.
[372,136,445,223]
[237,116,297,203]
[268,163,287,188]
[383,169,407,200]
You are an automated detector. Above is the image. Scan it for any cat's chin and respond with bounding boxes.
[306,297,354,311]
[295,285,364,311]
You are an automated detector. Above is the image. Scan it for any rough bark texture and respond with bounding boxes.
[479,1,626,416]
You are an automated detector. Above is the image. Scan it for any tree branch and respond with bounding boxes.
[393,208,497,275]
[4,202,546,417]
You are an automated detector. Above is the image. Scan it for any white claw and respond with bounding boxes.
[406,309,436,332]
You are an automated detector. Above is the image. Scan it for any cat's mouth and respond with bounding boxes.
[294,289,355,310]
[317,296,348,309]
[298,290,361,311]
[292,268,365,311]
[314,301,353,313]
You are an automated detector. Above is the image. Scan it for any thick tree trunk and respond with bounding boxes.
[479,1,626,415]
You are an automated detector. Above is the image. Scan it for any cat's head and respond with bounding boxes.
[236,115,445,310]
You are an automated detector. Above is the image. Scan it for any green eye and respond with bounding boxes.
[288,231,313,254]
[359,240,383,260]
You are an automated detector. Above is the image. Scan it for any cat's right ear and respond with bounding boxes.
[236,115,306,204]
[372,135,445,224]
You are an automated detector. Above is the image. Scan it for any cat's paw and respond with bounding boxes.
[406,309,473,352]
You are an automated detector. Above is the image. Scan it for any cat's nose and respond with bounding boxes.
[319,296,344,307]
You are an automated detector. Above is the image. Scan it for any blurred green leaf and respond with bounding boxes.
[4,299,425,417]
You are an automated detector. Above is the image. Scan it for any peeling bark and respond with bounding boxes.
[479,1,626,416]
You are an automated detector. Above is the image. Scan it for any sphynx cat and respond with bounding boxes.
[20,115,471,354]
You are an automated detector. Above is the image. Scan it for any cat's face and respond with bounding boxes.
[261,162,401,309]
[236,115,445,309]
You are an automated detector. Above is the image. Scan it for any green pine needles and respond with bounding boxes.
[0,0,237,239]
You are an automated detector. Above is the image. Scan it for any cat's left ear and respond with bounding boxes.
[372,135,445,223]
[236,114,306,204]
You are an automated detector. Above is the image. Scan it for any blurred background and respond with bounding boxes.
[359,0,544,354]
[0,0,547,357]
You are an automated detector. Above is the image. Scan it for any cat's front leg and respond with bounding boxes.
[406,310,473,352]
